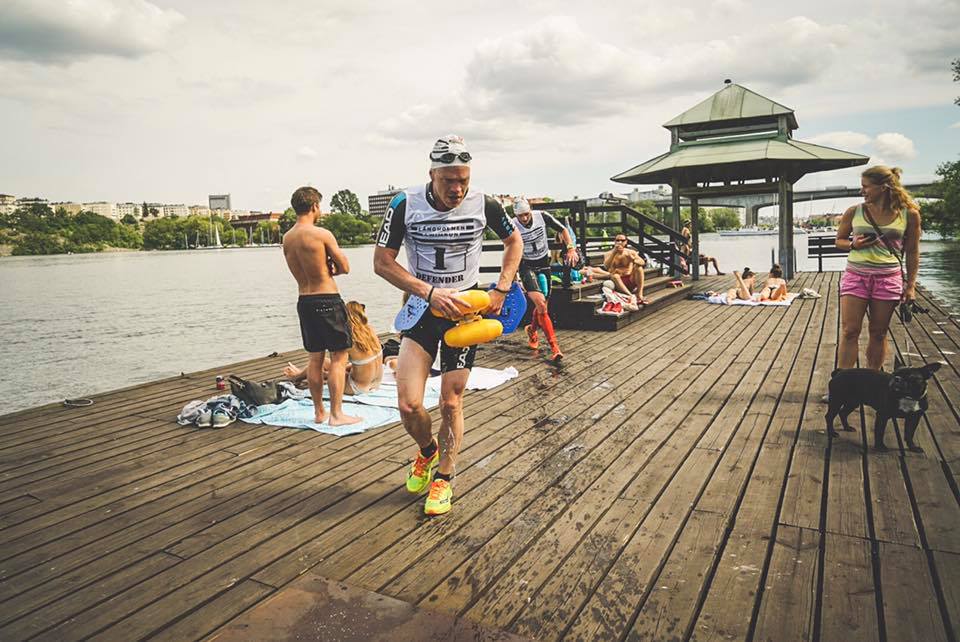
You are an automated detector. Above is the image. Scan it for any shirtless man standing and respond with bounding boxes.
[602,234,647,302]
[282,186,360,427]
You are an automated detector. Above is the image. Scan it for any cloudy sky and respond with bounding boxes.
[1,0,957,217]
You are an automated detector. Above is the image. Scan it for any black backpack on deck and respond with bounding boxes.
[228,375,283,407]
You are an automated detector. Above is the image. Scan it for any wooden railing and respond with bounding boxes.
[480,200,691,275]
[808,234,847,272]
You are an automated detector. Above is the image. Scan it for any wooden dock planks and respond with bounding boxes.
[0,272,959,641]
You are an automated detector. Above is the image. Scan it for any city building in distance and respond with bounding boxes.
[82,202,117,220]
[367,186,401,218]
[2,192,253,223]
[490,194,550,210]
[209,194,231,211]
[0,194,15,215]
[51,202,83,216]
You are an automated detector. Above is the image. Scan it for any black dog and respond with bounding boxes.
[825,363,942,451]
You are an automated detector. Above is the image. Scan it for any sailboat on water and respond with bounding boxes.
[199,222,224,249]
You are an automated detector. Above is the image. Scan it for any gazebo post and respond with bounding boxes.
[690,197,700,281]
[670,178,681,230]
[778,176,795,279]
[671,178,681,276]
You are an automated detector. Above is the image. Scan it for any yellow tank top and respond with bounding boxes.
[846,204,906,275]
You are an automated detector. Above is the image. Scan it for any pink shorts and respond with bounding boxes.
[840,268,902,301]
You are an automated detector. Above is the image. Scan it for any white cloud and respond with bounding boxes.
[806,131,873,150]
[805,130,917,164]
[0,2,950,211]
[297,146,319,160]
[0,0,184,63]
[951,122,960,129]
[874,132,917,162]
[374,15,851,144]
[623,7,696,42]
[712,0,746,12]
[894,0,960,73]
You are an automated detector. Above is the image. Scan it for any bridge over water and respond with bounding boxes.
[634,183,936,226]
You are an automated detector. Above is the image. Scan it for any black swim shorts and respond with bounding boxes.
[297,294,353,353]
[519,255,552,298]
[402,313,476,373]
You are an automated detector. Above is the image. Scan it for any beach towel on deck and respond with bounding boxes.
[242,380,438,436]
[701,293,800,307]
[242,366,519,436]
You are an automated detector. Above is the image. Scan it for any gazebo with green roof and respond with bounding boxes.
[611,81,869,279]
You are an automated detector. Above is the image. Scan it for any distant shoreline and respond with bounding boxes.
[0,241,376,258]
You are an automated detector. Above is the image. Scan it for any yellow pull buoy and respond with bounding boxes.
[444,317,503,348]
[429,289,503,347]
[431,289,490,319]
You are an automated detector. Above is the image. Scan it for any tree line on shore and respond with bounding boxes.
[0,189,380,255]
[3,169,958,256]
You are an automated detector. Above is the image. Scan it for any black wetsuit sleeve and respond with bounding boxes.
[542,212,566,233]
[376,192,406,249]
[484,196,514,240]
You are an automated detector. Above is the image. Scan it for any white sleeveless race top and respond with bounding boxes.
[401,184,486,290]
[512,211,551,261]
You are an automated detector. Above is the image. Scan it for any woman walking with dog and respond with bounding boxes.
[835,165,921,371]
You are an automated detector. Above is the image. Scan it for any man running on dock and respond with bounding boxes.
[373,134,522,515]
[511,197,576,361]
[282,186,360,427]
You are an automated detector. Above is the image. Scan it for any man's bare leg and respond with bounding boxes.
[610,274,631,296]
[396,338,434,448]
[437,369,469,476]
[327,350,360,426]
[635,268,645,300]
[306,351,327,423]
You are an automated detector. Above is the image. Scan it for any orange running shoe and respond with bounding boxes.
[525,324,540,350]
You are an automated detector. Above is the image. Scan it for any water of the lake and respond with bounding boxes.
[2,235,958,414]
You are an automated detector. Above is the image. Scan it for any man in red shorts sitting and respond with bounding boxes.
[602,234,648,303]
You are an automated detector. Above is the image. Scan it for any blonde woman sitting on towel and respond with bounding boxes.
[283,301,384,394]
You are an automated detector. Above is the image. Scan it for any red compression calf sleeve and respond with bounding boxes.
[536,310,558,346]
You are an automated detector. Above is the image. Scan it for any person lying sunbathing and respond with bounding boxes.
[726,268,756,303]
[759,264,788,301]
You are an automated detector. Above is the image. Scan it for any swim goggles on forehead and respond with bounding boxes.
[429,151,472,164]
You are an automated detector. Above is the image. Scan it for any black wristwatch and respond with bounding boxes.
[493,286,510,294]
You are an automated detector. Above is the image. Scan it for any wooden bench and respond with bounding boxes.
[808,233,847,272]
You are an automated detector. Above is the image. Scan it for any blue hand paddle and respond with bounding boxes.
[394,295,429,331]
[486,282,527,334]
